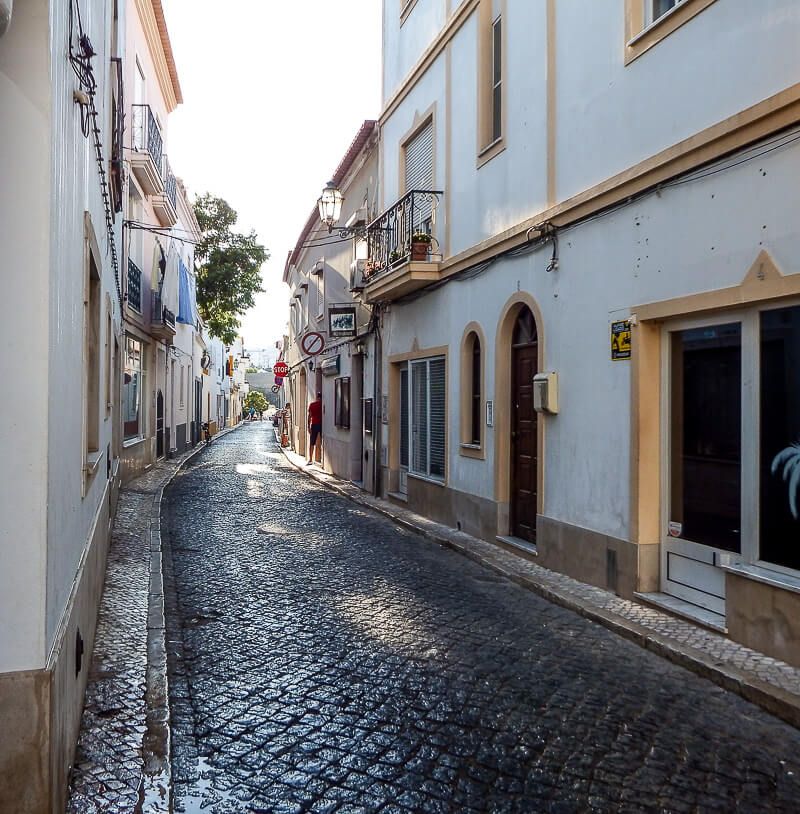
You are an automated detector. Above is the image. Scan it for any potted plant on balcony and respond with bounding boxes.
[389,249,403,266]
[410,232,432,262]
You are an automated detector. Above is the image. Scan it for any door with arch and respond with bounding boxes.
[511,307,538,542]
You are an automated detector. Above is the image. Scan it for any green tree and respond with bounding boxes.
[243,390,269,414]
[194,194,268,345]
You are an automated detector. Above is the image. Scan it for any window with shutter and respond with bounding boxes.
[404,121,434,232]
[408,356,446,480]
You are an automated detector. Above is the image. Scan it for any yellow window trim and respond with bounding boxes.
[459,323,486,458]
[624,0,719,65]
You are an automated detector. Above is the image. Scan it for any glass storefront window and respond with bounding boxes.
[123,336,144,441]
[760,306,800,571]
[670,323,742,552]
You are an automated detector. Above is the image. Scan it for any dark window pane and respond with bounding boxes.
[471,336,481,445]
[493,18,502,85]
[760,306,800,570]
[670,323,741,552]
[400,368,409,468]
[653,0,679,21]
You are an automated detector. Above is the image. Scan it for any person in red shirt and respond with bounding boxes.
[307,392,322,465]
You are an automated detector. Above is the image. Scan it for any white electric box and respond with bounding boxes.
[533,371,559,414]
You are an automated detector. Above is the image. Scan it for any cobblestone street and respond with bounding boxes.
[162,424,800,813]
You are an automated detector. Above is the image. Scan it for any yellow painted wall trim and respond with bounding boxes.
[381,0,480,126]
[435,84,800,283]
[635,250,798,322]
[134,0,181,112]
[625,0,719,65]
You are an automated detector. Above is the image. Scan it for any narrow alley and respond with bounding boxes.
[161,424,800,813]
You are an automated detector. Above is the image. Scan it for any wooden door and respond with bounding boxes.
[511,343,538,541]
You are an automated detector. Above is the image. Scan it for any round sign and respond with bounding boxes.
[301,331,325,356]
[271,385,281,393]
[273,361,289,377]
[274,375,283,385]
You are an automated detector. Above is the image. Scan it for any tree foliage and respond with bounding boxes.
[194,194,268,345]
[243,390,269,414]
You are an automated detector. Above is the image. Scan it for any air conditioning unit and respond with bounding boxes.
[350,259,367,292]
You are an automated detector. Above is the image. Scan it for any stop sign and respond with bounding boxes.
[273,361,289,377]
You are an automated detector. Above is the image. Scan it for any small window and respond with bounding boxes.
[123,335,145,441]
[334,377,351,429]
[647,0,682,25]
[179,366,185,407]
[491,16,502,143]
[471,336,482,445]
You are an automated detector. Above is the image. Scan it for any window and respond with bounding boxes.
[460,331,483,451]
[105,305,114,413]
[316,269,324,319]
[471,336,482,445]
[334,377,351,429]
[400,366,409,469]
[123,335,145,441]
[647,0,682,25]
[403,119,435,232]
[85,254,101,457]
[478,0,505,162]
[179,365,185,407]
[409,357,446,480]
[626,0,717,64]
[363,398,373,434]
[667,305,800,574]
[491,16,502,144]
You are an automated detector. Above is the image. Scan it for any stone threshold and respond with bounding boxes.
[279,440,800,729]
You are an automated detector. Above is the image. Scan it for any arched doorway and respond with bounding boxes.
[510,306,538,541]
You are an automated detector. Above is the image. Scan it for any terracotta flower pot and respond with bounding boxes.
[411,241,429,261]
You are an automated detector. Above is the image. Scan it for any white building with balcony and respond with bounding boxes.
[371,0,800,665]
[0,0,125,807]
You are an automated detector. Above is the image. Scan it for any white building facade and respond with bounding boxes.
[283,122,380,487]
[0,0,125,807]
[372,0,800,664]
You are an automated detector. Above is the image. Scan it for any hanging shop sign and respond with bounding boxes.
[301,331,325,356]
[328,306,357,338]
[273,360,289,378]
[320,355,340,376]
[611,320,632,361]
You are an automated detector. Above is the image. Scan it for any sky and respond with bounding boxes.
[162,0,383,353]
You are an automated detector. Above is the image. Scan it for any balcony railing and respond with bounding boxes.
[365,189,443,280]
[152,291,176,330]
[131,104,164,171]
[162,155,177,210]
[127,259,142,312]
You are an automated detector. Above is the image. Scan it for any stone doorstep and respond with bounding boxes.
[278,440,800,730]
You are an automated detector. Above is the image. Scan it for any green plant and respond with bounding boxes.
[243,390,269,414]
[389,249,403,263]
[411,232,432,244]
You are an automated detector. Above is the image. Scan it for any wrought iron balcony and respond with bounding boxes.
[127,259,142,312]
[365,189,443,278]
[362,189,443,302]
[153,154,178,227]
[151,291,176,341]
[130,104,165,195]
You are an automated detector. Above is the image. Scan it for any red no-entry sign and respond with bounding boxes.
[273,361,289,377]
[301,331,325,356]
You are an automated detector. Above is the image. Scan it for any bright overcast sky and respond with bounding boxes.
[162,0,383,352]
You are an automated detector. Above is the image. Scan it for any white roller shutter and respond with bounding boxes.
[404,121,434,230]
[410,356,446,480]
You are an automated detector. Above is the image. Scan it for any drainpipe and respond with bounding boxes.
[0,0,12,38]
[372,307,383,498]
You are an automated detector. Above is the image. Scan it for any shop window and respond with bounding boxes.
[334,377,351,429]
[760,307,800,571]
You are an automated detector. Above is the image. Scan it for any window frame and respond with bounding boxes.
[334,376,351,430]
[477,0,507,167]
[408,355,447,482]
[460,326,486,458]
[625,0,718,65]
[123,334,146,444]
[662,301,800,580]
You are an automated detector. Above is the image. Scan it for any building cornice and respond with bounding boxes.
[135,0,183,111]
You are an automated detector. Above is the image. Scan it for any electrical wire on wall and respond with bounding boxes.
[69,0,122,307]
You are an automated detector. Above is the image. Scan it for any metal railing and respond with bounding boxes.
[127,259,142,312]
[152,291,176,328]
[365,189,443,280]
[131,104,163,170]
[162,155,177,210]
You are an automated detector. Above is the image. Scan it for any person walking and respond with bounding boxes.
[307,391,322,465]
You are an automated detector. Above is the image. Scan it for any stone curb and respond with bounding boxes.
[136,423,242,814]
[278,440,800,730]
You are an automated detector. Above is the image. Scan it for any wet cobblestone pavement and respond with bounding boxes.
[163,424,800,813]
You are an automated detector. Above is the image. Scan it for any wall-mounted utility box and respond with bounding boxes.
[533,371,559,414]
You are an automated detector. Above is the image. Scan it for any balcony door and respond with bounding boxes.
[403,120,434,233]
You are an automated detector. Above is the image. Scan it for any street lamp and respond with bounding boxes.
[318,180,343,233]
